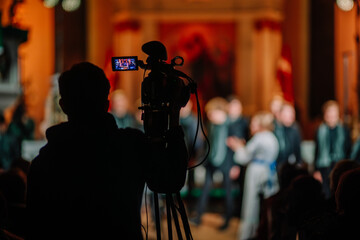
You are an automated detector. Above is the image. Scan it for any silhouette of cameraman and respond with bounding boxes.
[26,62,188,239]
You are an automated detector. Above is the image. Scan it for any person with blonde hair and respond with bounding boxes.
[270,96,284,127]
[109,89,135,128]
[227,111,279,240]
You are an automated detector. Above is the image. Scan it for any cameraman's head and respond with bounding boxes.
[58,62,110,120]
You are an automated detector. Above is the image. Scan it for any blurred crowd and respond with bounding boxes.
[106,91,360,239]
[0,97,33,239]
[183,95,360,240]
[1,90,360,240]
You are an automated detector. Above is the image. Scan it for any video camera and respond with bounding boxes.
[112,41,209,240]
[112,41,194,138]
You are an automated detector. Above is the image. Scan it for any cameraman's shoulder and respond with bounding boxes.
[45,122,70,142]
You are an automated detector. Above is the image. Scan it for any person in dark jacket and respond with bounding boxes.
[7,97,35,160]
[226,96,249,142]
[314,100,351,199]
[26,62,188,239]
[274,103,302,172]
[225,96,249,227]
[192,97,232,230]
[0,113,17,170]
[350,137,360,163]
[180,99,203,199]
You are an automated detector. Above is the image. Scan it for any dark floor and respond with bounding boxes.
[141,192,242,240]
[142,212,240,240]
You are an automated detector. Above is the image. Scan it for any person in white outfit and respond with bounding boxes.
[227,111,279,240]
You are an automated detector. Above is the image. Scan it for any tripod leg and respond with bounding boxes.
[154,193,161,240]
[176,192,193,240]
[166,194,173,240]
[169,194,183,240]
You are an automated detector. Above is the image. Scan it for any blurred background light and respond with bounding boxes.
[43,0,59,8]
[336,0,354,11]
[62,0,81,12]
[42,0,81,12]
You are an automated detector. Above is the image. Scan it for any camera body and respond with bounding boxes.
[112,41,191,138]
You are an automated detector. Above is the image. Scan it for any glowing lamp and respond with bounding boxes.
[42,0,81,12]
[43,0,59,8]
[62,0,81,12]
[336,0,355,11]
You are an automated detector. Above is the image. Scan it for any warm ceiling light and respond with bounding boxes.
[42,0,81,12]
[62,0,81,12]
[43,0,59,8]
[336,0,355,11]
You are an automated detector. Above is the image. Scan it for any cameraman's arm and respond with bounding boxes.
[145,126,189,193]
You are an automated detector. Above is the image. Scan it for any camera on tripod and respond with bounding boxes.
[112,41,192,138]
[111,41,209,240]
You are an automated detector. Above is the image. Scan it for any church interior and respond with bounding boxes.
[0,0,357,141]
[1,0,360,239]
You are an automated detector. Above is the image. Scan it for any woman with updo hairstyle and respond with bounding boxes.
[227,111,279,240]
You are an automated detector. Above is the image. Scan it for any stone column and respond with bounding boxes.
[235,17,258,115]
